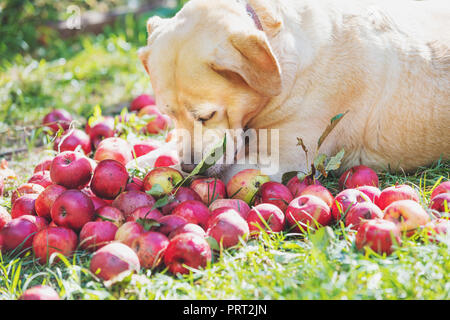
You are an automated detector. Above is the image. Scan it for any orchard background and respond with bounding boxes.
[0,0,449,300]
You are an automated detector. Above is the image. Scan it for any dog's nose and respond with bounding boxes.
[181,162,197,173]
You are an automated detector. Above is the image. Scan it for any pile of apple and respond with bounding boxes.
[1,94,449,291]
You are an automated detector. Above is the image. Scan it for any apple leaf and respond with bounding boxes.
[325,148,345,172]
[136,218,161,231]
[281,171,298,185]
[317,111,348,149]
[314,154,328,178]
[205,236,220,252]
[151,195,170,210]
[146,183,165,198]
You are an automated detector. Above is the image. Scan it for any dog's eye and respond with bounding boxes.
[198,111,216,123]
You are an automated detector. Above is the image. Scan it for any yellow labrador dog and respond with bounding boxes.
[137,0,450,181]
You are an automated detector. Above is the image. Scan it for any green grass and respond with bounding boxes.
[0,4,449,300]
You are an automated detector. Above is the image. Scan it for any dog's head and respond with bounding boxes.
[138,0,283,175]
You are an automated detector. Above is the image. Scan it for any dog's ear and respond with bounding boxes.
[212,32,281,97]
[247,0,283,36]
[139,16,166,75]
[146,16,164,37]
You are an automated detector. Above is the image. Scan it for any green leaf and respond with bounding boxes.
[206,236,220,252]
[309,226,335,250]
[146,184,165,198]
[314,154,328,178]
[136,218,161,231]
[152,196,170,210]
[281,171,298,185]
[317,111,348,149]
[325,148,345,172]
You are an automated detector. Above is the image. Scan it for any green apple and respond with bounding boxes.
[226,169,270,205]
[143,167,184,198]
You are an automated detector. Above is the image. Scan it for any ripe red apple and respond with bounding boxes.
[299,185,334,208]
[54,129,91,155]
[286,175,321,198]
[286,195,332,232]
[131,231,169,269]
[431,181,450,200]
[130,94,155,112]
[376,185,420,210]
[115,221,145,247]
[89,117,115,148]
[94,137,133,166]
[383,200,431,235]
[247,203,285,236]
[90,242,140,281]
[424,219,450,243]
[42,109,73,133]
[28,170,52,188]
[18,215,48,231]
[51,190,95,231]
[0,206,11,230]
[11,194,38,219]
[226,169,270,205]
[254,181,293,212]
[143,167,184,198]
[161,187,202,215]
[156,215,188,236]
[0,218,38,253]
[91,160,129,199]
[356,186,381,203]
[168,223,206,240]
[50,151,93,189]
[164,233,212,275]
[35,184,66,219]
[32,226,78,264]
[345,202,384,231]
[11,183,44,205]
[356,219,402,255]
[172,200,210,229]
[139,106,169,134]
[190,177,227,205]
[154,155,178,168]
[207,210,249,248]
[127,206,163,223]
[80,221,118,252]
[208,199,251,220]
[339,165,379,190]
[429,193,450,213]
[19,285,60,300]
[34,158,53,173]
[95,206,125,227]
[125,176,144,192]
[112,190,155,219]
[331,189,371,221]
[133,141,158,158]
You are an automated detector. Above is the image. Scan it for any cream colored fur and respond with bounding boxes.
[137,0,450,181]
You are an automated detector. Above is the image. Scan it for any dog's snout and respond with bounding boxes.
[181,162,197,173]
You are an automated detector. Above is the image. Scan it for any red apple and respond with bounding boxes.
[286,175,321,198]
[172,200,210,229]
[299,185,334,208]
[331,189,371,221]
[95,206,125,227]
[35,184,66,219]
[89,195,108,211]
[94,137,133,166]
[18,215,48,231]
[339,165,379,190]
[11,183,44,205]
[112,190,155,219]
[345,202,384,231]
[226,169,270,205]
[34,158,53,173]
[356,219,401,255]
[54,129,91,155]
[431,181,450,200]
[80,221,118,252]
[42,109,73,133]
[164,233,212,274]
[139,106,169,134]
[32,226,78,264]
[286,195,332,232]
[356,186,381,203]
[143,167,184,198]
[115,222,145,247]
[254,181,293,212]
[0,206,11,230]
[207,210,249,248]
[89,118,115,148]
[168,223,206,240]
[130,94,155,112]
[0,218,38,253]
[208,199,251,220]
[154,155,178,168]
[19,285,60,300]
[424,219,450,243]
[51,190,95,231]
[50,151,93,189]
[133,141,158,158]
[376,185,420,210]
[156,215,188,236]
[429,193,450,213]
[131,231,169,269]
[383,200,431,235]
[28,170,52,188]
[127,206,163,223]
[90,242,140,281]
[247,203,285,236]
[125,176,144,192]
[161,187,202,215]
[190,178,227,205]
[11,194,38,218]
[91,160,129,199]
